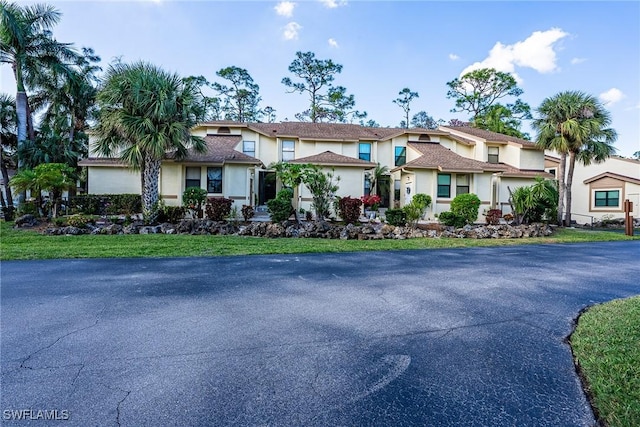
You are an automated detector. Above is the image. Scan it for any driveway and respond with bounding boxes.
[2,241,639,426]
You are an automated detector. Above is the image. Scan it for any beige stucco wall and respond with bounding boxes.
[160,163,182,206]
[225,164,250,209]
[87,167,141,195]
[297,166,364,214]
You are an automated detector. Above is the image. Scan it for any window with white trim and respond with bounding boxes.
[243,141,255,157]
[282,140,295,161]
[488,146,499,163]
[185,167,201,188]
[207,167,222,193]
[456,174,470,195]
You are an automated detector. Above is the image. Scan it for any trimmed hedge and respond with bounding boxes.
[70,194,142,215]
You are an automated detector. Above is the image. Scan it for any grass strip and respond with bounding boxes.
[570,296,640,427]
[1,221,637,260]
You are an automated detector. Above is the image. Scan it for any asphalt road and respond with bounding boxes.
[2,241,639,426]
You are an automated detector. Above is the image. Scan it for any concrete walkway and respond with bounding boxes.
[2,241,639,426]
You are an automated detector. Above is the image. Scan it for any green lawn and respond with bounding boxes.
[1,220,637,260]
[571,296,640,427]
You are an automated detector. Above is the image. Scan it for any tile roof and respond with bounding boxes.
[583,172,640,185]
[175,135,262,165]
[442,126,538,147]
[289,151,376,168]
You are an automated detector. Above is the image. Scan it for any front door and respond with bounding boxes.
[258,171,276,205]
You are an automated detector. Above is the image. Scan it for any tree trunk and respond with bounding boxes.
[15,91,28,169]
[142,158,161,224]
[556,152,567,226]
[0,147,14,209]
[565,151,577,227]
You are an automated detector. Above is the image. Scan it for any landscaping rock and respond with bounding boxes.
[14,214,39,228]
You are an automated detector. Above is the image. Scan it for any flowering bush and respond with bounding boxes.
[361,194,381,210]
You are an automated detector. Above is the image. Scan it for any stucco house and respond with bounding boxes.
[544,153,640,224]
[79,122,552,221]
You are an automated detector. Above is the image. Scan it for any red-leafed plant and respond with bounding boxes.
[361,194,381,210]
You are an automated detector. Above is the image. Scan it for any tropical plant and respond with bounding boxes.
[241,204,254,222]
[9,162,75,217]
[205,197,233,221]
[534,91,617,225]
[0,1,79,165]
[403,193,432,227]
[508,178,558,225]
[300,165,340,221]
[93,61,206,223]
[385,208,407,227]
[366,163,388,196]
[449,193,481,225]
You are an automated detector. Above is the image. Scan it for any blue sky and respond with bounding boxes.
[2,1,639,156]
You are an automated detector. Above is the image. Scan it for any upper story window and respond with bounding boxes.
[207,167,222,193]
[218,127,230,134]
[488,146,499,163]
[594,190,619,207]
[418,134,431,142]
[185,167,201,189]
[282,140,295,161]
[243,141,255,157]
[456,174,470,195]
[437,174,451,198]
[548,168,556,177]
[359,143,371,161]
[394,146,406,166]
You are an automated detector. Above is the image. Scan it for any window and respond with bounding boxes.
[243,141,255,157]
[207,167,222,193]
[437,174,451,198]
[456,174,470,195]
[364,175,371,196]
[594,190,619,207]
[185,167,201,188]
[282,140,295,161]
[548,168,556,177]
[218,126,230,134]
[359,143,371,161]
[488,146,499,163]
[394,146,406,166]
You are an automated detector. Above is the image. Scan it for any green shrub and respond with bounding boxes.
[17,201,39,217]
[182,187,207,218]
[485,209,502,225]
[53,217,67,227]
[450,193,481,224]
[67,214,93,228]
[157,205,185,223]
[2,206,16,221]
[385,208,407,226]
[241,205,255,222]
[403,193,432,227]
[438,211,467,228]
[70,194,142,215]
[267,188,294,222]
[338,196,362,224]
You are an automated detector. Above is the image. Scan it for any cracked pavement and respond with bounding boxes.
[1,241,639,426]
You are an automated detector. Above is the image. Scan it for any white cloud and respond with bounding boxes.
[448,53,460,61]
[320,0,347,8]
[461,28,569,82]
[571,57,586,65]
[282,22,302,40]
[328,38,339,48]
[274,1,295,18]
[599,88,625,106]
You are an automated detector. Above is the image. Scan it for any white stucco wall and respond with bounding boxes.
[87,167,141,195]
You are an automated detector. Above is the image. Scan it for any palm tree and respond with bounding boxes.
[534,91,617,225]
[9,162,75,217]
[0,1,78,166]
[0,92,17,212]
[94,61,206,223]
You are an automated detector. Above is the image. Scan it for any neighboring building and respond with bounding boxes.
[79,122,551,221]
[545,153,640,224]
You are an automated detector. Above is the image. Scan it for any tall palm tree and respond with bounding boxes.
[534,91,617,225]
[94,61,206,223]
[0,1,78,166]
[0,92,17,211]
